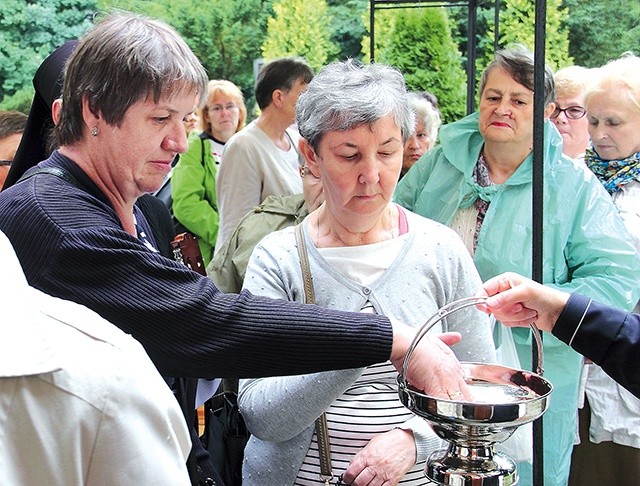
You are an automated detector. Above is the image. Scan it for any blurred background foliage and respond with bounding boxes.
[1,0,638,121]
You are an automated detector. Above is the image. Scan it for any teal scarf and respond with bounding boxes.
[585,148,640,194]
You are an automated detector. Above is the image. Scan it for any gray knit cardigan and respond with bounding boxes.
[238,209,496,485]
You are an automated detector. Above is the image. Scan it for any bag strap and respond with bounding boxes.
[295,223,316,303]
[285,129,300,157]
[200,133,207,167]
[294,224,333,485]
[18,165,81,188]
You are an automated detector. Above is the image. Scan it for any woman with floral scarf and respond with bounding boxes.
[573,53,640,486]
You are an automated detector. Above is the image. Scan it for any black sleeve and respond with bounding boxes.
[554,293,640,399]
[0,176,392,380]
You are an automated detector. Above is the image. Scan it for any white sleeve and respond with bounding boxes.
[85,341,191,486]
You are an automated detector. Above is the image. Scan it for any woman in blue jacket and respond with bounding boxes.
[395,47,640,486]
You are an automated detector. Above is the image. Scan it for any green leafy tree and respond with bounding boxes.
[327,0,367,61]
[449,4,495,66]
[360,6,396,63]
[262,0,338,72]
[98,0,170,18]
[562,0,640,67]
[449,3,503,92]
[170,0,274,103]
[451,0,573,99]
[0,88,32,113]
[100,0,274,113]
[378,7,467,124]
[488,0,573,71]
[0,0,97,107]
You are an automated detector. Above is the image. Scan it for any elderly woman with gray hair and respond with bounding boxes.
[569,53,640,486]
[237,60,496,486]
[401,92,441,178]
[395,47,640,486]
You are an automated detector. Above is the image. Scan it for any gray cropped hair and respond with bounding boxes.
[296,60,414,152]
[55,12,208,147]
[585,53,640,116]
[479,46,555,106]
[407,92,441,142]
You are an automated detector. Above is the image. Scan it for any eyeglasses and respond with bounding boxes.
[551,105,586,120]
[209,104,239,114]
[0,160,12,167]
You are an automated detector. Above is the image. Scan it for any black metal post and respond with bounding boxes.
[466,0,477,114]
[370,0,375,62]
[494,0,500,53]
[532,0,547,485]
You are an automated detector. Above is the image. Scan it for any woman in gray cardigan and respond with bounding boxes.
[238,60,496,486]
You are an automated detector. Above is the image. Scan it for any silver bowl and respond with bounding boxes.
[399,297,553,485]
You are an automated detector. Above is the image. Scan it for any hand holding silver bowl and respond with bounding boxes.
[398,297,553,486]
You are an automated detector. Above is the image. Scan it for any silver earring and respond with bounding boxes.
[91,126,99,137]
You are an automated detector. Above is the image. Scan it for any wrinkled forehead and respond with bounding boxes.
[484,66,532,94]
[585,88,640,117]
[0,132,22,158]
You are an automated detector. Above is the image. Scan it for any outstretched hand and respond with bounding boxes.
[390,323,471,401]
[475,272,570,333]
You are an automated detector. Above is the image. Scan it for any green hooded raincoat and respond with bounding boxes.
[395,112,640,486]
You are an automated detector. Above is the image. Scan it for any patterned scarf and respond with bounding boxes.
[585,148,640,194]
[472,153,495,251]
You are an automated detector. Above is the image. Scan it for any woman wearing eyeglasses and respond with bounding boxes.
[172,79,247,264]
[551,66,592,161]
[568,54,640,486]
[395,47,640,486]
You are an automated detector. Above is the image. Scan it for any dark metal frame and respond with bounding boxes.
[369,1,548,484]
[531,2,547,485]
[369,0,501,113]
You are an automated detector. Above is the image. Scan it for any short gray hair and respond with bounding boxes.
[554,66,591,100]
[585,53,640,116]
[407,92,441,143]
[296,60,414,152]
[479,47,555,106]
[55,12,208,146]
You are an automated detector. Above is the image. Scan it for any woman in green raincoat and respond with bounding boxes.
[172,80,247,265]
[395,47,640,486]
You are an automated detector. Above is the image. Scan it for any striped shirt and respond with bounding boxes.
[295,238,441,485]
